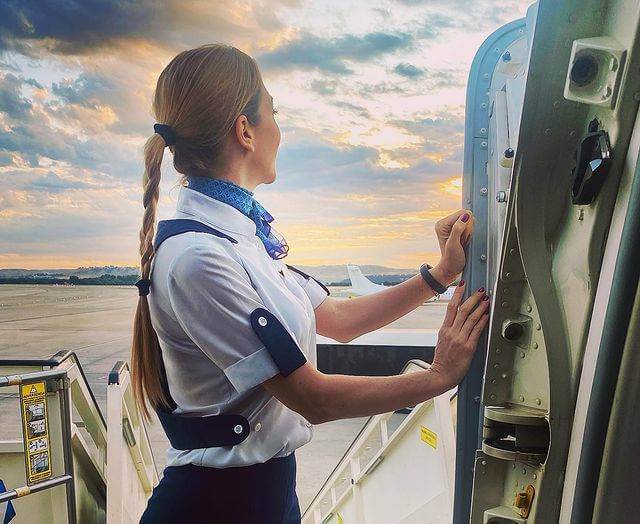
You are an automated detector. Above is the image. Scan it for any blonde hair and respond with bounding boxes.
[131,44,263,419]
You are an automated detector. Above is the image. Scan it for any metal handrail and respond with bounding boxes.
[1,349,160,522]
[0,359,78,522]
[302,359,436,518]
[0,350,107,429]
[0,349,73,367]
[0,368,68,386]
[0,475,73,504]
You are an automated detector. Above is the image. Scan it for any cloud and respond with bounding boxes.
[0,0,299,58]
[0,0,157,55]
[28,171,92,193]
[310,78,339,95]
[0,71,145,176]
[388,109,465,162]
[274,126,457,198]
[51,73,113,106]
[0,72,33,118]
[392,0,531,33]
[394,62,425,78]
[0,0,533,268]
[332,100,371,119]
[257,31,415,74]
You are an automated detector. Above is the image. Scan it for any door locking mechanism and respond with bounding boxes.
[571,118,612,205]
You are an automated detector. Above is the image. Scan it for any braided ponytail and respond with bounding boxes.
[131,133,172,419]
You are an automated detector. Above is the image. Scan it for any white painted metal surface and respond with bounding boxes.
[302,361,456,524]
[559,61,640,523]
[106,363,159,523]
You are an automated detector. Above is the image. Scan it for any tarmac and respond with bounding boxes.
[0,284,446,511]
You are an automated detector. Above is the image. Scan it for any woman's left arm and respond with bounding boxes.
[315,210,473,343]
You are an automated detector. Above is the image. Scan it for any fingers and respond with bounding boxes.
[448,212,471,245]
[436,209,466,231]
[442,280,466,327]
[461,215,475,246]
[468,312,490,347]
[451,286,486,332]
[437,209,472,237]
[460,293,490,338]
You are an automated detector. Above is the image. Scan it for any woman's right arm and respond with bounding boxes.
[263,280,489,425]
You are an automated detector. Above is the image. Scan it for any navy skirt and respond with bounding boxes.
[139,451,301,523]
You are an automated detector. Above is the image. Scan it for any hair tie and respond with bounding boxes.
[135,278,151,296]
[153,123,176,146]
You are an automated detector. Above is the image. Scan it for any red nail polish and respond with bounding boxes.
[478,287,485,293]
[482,294,489,301]
[458,280,465,286]
[461,213,470,223]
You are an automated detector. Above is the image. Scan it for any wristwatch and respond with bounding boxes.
[419,263,448,295]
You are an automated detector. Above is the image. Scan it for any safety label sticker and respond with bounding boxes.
[20,382,52,485]
[420,425,438,449]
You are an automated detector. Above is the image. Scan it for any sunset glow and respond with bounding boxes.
[0,0,532,270]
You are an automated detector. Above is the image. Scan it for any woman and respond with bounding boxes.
[131,43,488,523]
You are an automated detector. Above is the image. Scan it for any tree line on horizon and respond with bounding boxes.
[0,272,415,287]
[0,274,139,286]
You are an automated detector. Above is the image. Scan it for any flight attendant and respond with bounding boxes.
[131,44,489,523]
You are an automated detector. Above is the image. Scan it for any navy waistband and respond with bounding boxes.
[165,452,295,475]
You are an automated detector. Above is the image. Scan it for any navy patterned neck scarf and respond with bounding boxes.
[186,176,289,260]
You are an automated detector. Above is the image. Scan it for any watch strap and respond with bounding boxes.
[419,263,448,294]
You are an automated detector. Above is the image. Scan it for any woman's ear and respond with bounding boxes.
[234,114,255,153]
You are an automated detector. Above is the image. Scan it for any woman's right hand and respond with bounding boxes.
[263,279,491,424]
[429,280,490,390]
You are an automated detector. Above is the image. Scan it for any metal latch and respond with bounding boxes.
[514,484,535,518]
[571,118,612,205]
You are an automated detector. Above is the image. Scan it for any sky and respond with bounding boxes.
[0,0,532,270]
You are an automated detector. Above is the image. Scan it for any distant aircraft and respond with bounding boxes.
[346,263,455,301]
[346,264,387,296]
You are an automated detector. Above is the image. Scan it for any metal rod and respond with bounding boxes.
[0,350,73,368]
[0,475,72,504]
[59,380,78,524]
[0,369,67,387]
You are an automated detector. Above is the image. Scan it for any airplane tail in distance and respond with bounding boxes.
[346,264,388,296]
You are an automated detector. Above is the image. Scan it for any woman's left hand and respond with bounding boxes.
[432,210,474,284]
[435,209,474,255]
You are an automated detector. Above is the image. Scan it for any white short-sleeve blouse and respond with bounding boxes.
[148,186,329,468]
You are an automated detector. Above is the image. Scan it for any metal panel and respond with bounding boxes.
[467,0,640,521]
[456,18,526,524]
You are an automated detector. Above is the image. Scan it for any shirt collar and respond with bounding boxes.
[175,186,258,238]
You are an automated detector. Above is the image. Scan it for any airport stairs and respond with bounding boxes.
[302,360,457,524]
[0,351,158,523]
[0,351,451,524]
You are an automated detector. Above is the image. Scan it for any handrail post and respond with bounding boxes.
[350,456,365,524]
[58,377,77,524]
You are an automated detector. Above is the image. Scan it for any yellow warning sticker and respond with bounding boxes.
[20,381,52,485]
[420,425,438,449]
